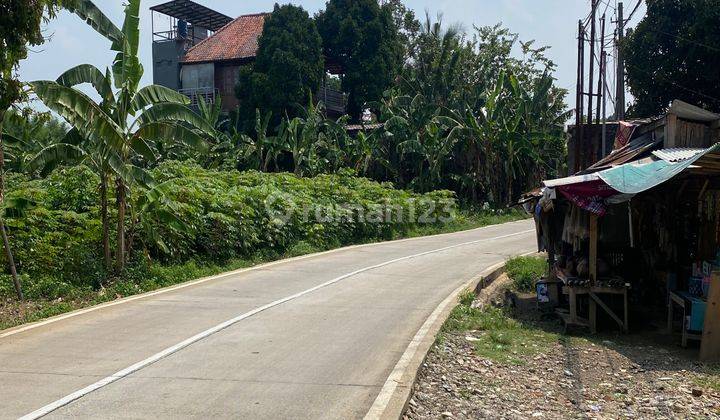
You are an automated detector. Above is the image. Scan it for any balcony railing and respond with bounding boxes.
[179,87,218,106]
[318,85,348,115]
[152,30,206,48]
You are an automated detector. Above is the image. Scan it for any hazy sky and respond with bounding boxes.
[18,0,646,110]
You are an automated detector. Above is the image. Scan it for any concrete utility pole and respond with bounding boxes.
[616,2,626,120]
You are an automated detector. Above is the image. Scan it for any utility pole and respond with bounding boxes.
[587,0,597,124]
[575,19,585,173]
[616,2,626,120]
[601,51,608,155]
[596,14,606,124]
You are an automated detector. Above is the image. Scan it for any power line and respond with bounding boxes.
[624,62,720,105]
[647,28,720,53]
[626,0,643,22]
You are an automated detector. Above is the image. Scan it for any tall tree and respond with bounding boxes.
[316,0,403,120]
[0,0,61,299]
[624,0,720,116]
[382,0,421,60]
[236,4,324,129]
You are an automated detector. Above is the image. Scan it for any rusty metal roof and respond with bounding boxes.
[582,134,662,173]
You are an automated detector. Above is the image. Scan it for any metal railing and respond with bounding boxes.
[152,30,206,47]
[318,85,348,114]
[179,87,218,106]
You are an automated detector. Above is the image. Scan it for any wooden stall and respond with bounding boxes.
[534,140,720,361]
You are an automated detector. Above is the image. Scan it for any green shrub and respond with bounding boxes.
[0,161,457,300]
[506,256,546,292]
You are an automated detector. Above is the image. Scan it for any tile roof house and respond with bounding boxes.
[178,13,268,111]
[151,1,346,114]
[181,13,266,64]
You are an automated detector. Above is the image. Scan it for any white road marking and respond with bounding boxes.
[0,219,531,340]
[20,228,534,419]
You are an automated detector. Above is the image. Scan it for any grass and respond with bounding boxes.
[0,209,528,332]
[442,290,559,365]
[406,208,527,238]
[505,255,547,292]
[693,364,720,392]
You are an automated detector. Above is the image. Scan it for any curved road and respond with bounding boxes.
[0,220,534,419]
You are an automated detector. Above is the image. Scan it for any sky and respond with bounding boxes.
[18,0,646,112]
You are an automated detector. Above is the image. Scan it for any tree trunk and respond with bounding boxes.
[506,174,514,208]
[293,154,301,176]
[0,218,22,300]
[115,177,126,273]
[0,113,22,300]
[100,173,111,271]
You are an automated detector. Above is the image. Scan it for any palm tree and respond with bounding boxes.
[31,0,214,271]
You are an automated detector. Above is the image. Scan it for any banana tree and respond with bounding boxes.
[31,0,214,271]
[230,109,275,171]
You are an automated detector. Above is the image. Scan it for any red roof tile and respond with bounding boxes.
[182,13,268,64]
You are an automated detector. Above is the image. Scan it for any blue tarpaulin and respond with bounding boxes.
[598,144,720,194]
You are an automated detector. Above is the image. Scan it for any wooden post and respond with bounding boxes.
[569,288,578,323]
[700,272,720,362]
[615,2,626,120]
[665,113,678,148]
[587,0,597,124]
[596,14,606,124]
[623,287,629,333]
[575,20,585,174]
[589,213,599,285]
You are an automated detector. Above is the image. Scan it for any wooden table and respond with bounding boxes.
[561,285,629,333]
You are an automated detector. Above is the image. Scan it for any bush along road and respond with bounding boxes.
[0,161,527,331]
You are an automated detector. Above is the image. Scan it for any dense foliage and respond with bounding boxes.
[1,0,62,299]
[0,161,456,298]
[383,22,569,205]
[236,4,324,129]
[230,19,568,207]
[316,0,403,120]
[624,0,720,116]
[0,0,57,109]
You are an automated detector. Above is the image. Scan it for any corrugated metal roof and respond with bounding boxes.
[345,123,384,132]
[543,173,600,188]
[652,148,705,163]
[151,0,233,32]
[583,135,661,173]
[543,144,720,196]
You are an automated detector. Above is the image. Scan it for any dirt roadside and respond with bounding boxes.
[404,280,720,419]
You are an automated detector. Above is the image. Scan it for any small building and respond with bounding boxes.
[530,101,720,361]
[150,0,347,115]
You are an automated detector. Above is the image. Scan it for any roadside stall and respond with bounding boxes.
[534,143,720,361]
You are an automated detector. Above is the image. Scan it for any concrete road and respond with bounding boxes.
[0,220,535,419]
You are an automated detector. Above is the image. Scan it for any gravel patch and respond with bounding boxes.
[405,295,720,419]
